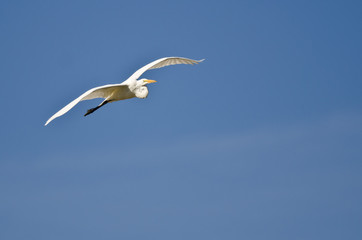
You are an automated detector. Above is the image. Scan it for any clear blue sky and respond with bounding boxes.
[1,0,361,239]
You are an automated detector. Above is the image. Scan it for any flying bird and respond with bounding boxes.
[45,57,204,126]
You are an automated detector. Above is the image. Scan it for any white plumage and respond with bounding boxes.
[45,57,204,126]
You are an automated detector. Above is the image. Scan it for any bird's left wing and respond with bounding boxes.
[45,83,127,126]
[125,57,204,84]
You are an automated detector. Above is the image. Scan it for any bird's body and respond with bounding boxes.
[45,57,203,125]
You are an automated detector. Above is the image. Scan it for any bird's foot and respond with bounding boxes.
[84,108,96,116]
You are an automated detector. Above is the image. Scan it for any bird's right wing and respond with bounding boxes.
[124,57,204,84]
[45,84,127,126]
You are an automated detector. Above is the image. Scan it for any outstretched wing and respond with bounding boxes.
[125,57,204,84]
[45,84,127,126]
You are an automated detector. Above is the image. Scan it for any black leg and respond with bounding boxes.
[84,100,109,117]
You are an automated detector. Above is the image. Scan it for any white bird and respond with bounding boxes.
[45,57,204,126]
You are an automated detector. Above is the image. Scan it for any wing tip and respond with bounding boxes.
[193,59,205,65]
[45,116,55,126]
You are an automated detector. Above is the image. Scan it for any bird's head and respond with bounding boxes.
[139,78,157,86]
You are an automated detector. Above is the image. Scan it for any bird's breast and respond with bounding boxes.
[134,86,149,99]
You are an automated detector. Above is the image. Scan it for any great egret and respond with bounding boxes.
[45,57,204,126]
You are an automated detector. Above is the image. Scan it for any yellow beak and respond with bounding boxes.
[143,79,157,83]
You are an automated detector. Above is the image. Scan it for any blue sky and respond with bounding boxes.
[1,0,361,239]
